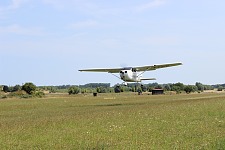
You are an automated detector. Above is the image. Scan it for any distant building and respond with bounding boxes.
[93,92,98,97]
[152,89,164,95]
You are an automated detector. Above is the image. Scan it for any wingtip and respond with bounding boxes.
[175,62,183,65]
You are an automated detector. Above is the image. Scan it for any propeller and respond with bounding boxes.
[120,63,129,69]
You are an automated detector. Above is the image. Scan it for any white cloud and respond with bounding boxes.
[0,24,44,36]
[136,0,166,12]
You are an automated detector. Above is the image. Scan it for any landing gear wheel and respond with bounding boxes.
[122,82,128,86]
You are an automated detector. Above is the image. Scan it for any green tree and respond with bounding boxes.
[114,85,121,93]
[48,86,57,93]
[155,85,163,89]
[22,83,36,94]
[218,86,223,91]
[195,82,204,92]
[141,85,147,92]
[184,85,198,94]
[203,85,214,90]
[164,84,171,91]
[171,82,185,94]
[68,86,80,95]
[131,86,136,92]
[173,82,185,91]
[96,87,107,93]
[171,85,182,94]
[137,87,142,93]
[148,87,153,92]
[12,85,21,92]
[81,88,86,94]
[3,85,9,93]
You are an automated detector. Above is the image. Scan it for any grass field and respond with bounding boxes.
[0,92,225,149]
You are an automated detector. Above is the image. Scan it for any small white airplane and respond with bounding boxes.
[79,62,182,85]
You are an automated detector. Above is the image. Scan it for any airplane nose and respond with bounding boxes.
[120,71,125,79]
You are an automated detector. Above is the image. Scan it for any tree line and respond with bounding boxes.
[1,82,224,98]
[0,83,44,98]
[66,82,222,94]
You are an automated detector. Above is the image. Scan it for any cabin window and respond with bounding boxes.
[125,71,127,73]
[132,68,137,72]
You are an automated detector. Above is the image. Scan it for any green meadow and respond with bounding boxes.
[0,93,225,149]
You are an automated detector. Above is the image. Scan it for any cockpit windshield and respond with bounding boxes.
[122,67,132,70]
[132,68,137,72]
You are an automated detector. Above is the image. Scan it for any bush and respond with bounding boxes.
[22,83,36,94]
[218,86,223,91]
[12,85,21,92]
[114,85,121,93]
[3,86,9,93]
[68,86,80,95]
[8,90,27,98]
[141,85,147,92]
[184,85,198,94]
[96,87,107,93]
[20,94,33,99]
[1,95,7,99]
[148,87,153,92]
[34,91,45,98]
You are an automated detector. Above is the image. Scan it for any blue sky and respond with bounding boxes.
[1,0,225,86]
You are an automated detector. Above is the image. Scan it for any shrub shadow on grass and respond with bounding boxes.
[95,103,123,107]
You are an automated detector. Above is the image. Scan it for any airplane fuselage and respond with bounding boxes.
[119,68,141,82]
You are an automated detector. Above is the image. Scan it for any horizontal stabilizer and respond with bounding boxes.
[141,78,156,81]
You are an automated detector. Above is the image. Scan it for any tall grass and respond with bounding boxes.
[0,93,225,149]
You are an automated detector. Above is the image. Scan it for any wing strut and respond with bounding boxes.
[137,67,152,77]
[109,73,121,80]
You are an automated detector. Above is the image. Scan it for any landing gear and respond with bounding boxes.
[122,82,128,86]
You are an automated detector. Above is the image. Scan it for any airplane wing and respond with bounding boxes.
[135,62,182,72]
[79,68,123,73]
[79,62,182,73]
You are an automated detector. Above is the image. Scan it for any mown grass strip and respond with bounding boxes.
[0,93,225,149]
